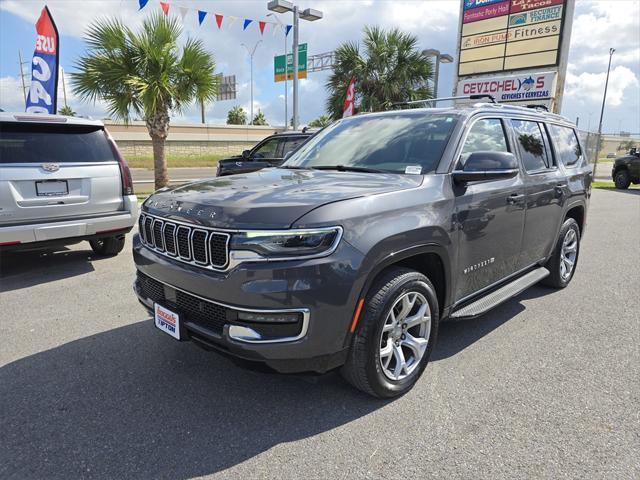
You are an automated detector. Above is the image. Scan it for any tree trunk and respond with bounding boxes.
[146,105,170,190]
[151,135,168,189]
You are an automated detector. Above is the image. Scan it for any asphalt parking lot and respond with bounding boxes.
[1,188,638,480]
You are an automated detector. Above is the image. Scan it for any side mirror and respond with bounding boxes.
[241,149,251,159]
[453,151,519,184]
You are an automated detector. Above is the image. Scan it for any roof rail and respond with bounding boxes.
[525,104,549,111]
[392,94,496,108]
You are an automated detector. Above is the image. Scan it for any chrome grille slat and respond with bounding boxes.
[138,213,230,272]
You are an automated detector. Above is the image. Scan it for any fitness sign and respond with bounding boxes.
[458,0,566,76]
[25,6,59,114]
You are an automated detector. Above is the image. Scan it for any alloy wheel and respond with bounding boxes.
[379,291,431,381]
[560,228,578,281]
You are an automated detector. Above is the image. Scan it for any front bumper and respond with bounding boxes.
[0,195,138,246]
[132,234,365,373]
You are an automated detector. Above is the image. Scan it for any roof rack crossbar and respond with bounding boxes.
[391,94,496,108]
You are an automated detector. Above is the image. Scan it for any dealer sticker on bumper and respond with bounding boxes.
[154,303,180,340]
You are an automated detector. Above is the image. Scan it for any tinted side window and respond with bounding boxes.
[252,138,280,159]
[548,124,582,167]
[511,120,550,172]
[282,137,307,155]
[460,118,509,165]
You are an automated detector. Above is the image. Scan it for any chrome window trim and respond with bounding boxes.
[134,270,310,344]
[139,211,343,272]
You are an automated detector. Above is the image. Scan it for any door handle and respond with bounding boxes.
[507,193,524,204]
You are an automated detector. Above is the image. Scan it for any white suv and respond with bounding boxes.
[0,113,137,256]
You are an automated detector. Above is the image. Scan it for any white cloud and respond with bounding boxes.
[565,65,639,107]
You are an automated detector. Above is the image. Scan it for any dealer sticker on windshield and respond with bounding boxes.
[405,165,422,175]
[154,303,180,340]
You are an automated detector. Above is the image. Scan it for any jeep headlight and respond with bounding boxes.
[230,227,342,258]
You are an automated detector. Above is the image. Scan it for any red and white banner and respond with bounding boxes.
[26,6,59,114]
[342,78,356,118]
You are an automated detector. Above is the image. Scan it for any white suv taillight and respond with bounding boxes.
[105,128,134,196]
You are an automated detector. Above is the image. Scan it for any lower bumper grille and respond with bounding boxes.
[137,271,228,334]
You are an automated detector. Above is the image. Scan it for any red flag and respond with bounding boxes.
[258,21,266,35]
[343,77,356,118]
[215,14,223,29]
[160,2,169,15]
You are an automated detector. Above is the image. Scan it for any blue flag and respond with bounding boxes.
[243,19,252,30]
[285,25,292,36]
[198,10,207,25]
[26,7,59,114]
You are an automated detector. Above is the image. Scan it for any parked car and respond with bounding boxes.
[606,152,617,159]
[0,113,137,256]
[133,102,591,398]
[216,130,314,176]
[611,147,640,189]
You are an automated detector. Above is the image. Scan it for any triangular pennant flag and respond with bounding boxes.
[159,2,169,16]
[243,19,253,30]
[179,6,188,21]
[258,21,266,35]
[198,10,207,25]
[138,0,149,10]
[285,25,292,36]
[227,16,238,28]
[272,23,279,36]
[215,14,223,29]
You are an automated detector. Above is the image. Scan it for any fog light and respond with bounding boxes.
[237,311,300,323]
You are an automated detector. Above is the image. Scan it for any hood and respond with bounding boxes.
[143,168,423,229]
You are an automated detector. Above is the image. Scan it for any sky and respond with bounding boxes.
[0,0,638,134]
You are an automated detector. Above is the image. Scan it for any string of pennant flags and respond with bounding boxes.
[138,0,293,36]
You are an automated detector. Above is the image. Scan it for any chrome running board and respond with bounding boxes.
[450,267,549,320]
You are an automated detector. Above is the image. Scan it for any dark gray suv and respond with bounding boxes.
[133,102,591,398]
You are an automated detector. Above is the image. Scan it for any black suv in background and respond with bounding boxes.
[612,147,640,189]
[216,130,313,177]
[134,102,591,398]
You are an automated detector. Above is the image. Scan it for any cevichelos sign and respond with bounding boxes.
[458,0,566,76]
[25,6,59,114]
[457,71,558,103]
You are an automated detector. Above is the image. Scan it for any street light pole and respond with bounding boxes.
[267,13,288,129]
[268,1,323,131]
[594,47,615,177]
[422,49,454,100]
[241,41,262,125]
[292,6,299,129]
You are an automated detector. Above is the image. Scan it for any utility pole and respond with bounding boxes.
[18,50,29,105]
[60,66,68,108]
[267,13,288,129]
[593,48,615,177]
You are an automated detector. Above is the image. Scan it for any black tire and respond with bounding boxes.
[89,235,126,256]
[614,169,631,189]
[542,218,580,289]
[341,267,439,398]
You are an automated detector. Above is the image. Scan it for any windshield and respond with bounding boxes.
[283,112,458,174]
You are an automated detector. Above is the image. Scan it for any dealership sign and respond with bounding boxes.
[457,71,558,102]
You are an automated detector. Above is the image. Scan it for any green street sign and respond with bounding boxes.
[274,43,307,82]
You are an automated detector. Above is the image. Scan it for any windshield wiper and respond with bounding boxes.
[279,165,309,170]
[311,165,386,173]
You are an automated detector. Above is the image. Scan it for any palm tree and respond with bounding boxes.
[252,110,268,126]
[58,105,76,116]
[326,26,433,119]
[72,13,218,189]
[227,106,247,125]
[308,115,331,128]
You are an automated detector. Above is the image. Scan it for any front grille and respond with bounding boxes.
[139,213,230,270]
[137,271,228,334]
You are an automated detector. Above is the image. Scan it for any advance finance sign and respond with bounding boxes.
[457,71,558,103]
